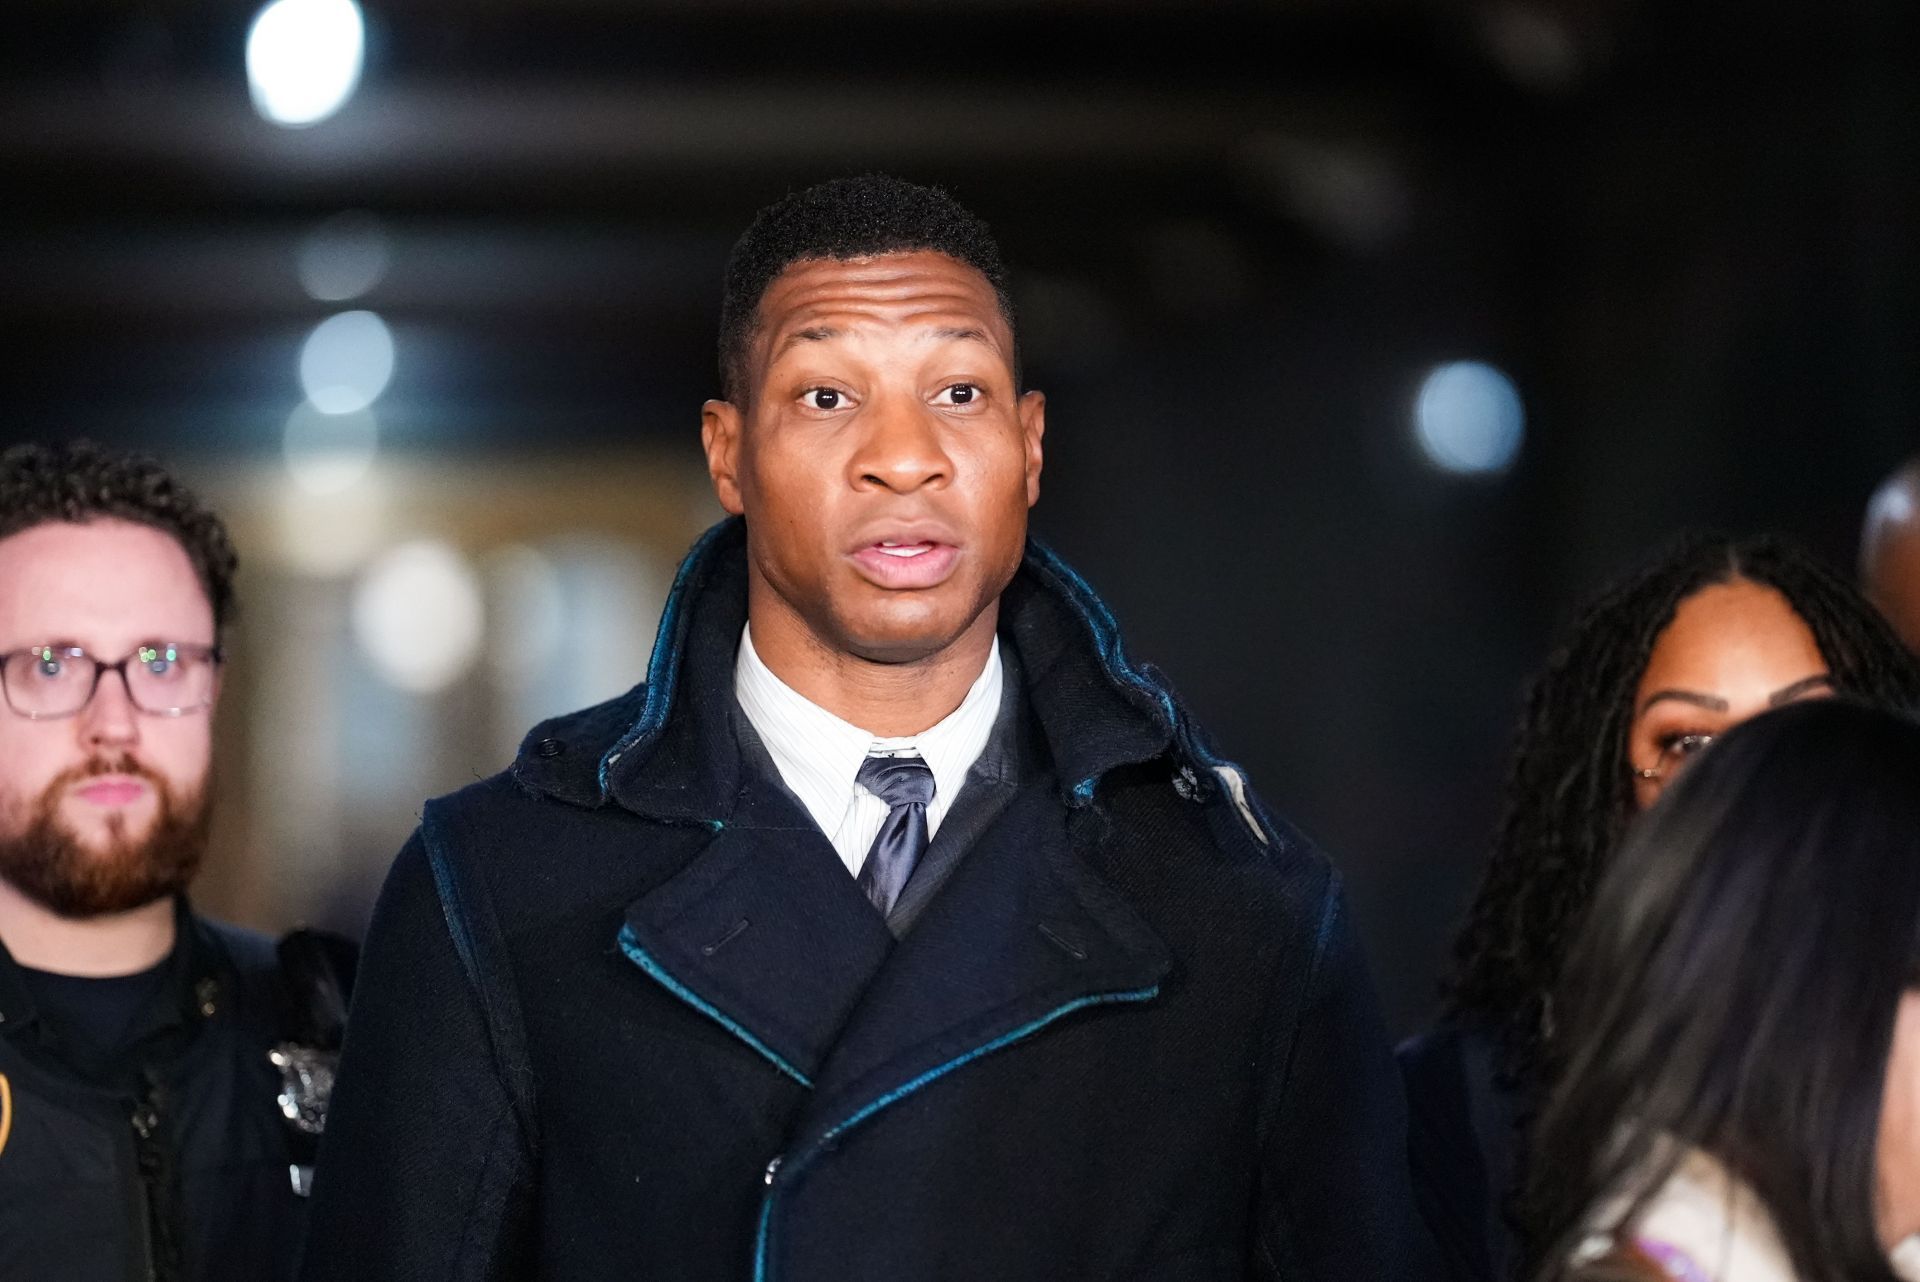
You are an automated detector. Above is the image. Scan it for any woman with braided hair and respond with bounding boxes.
[1399,532,1920,1282]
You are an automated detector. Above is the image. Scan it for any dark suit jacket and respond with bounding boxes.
[301,517,1438,1281]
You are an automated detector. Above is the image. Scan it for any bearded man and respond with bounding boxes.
[0,441,350,1282]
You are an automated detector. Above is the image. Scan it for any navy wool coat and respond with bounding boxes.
[301,518,1437,1282]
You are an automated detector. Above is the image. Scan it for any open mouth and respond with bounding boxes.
[851,538,960,588]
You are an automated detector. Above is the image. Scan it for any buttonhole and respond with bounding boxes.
[701,918,750,956]
[1038,923,1088,961]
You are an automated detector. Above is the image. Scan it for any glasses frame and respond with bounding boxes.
[0,642,225,721]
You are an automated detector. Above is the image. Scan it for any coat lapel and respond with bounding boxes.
[791,778,1171,1148]
[617,776,894,1089]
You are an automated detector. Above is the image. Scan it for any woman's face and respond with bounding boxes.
[1629,579,1833,810]
[1879,991,1920,1249]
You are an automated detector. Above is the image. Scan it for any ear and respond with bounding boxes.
[1018,389,1046,508]
[701,399,747,516]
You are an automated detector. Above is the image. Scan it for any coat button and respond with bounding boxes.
[535,737,565,758]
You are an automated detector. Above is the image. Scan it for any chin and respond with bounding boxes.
[839,605,983,665]
[62,808,152,854]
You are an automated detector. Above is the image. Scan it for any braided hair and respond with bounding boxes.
[1446,532,1920,1088]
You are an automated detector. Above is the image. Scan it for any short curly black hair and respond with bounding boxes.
[0,440,239,636]
[716,174,1018,403]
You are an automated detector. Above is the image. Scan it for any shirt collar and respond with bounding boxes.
[733,625,1003,836]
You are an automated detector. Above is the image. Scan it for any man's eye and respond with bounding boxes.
[938,384,980,406]
[801,388,843,410]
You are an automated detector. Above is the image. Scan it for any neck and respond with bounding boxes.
[0,879,177,976]
[748,598,999,738]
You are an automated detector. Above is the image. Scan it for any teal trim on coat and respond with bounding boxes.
[752,984,1161,1280]
[616,924,813,1089]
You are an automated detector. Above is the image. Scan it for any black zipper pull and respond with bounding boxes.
[131,1072,184,1282]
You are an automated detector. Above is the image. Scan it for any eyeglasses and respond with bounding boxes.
[0,643,223,720]
[1633,732,1715,785]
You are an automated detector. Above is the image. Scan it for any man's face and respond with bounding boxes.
[0,519,217,917]
[702,250,1045,665]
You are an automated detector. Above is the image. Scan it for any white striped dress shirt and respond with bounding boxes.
[732,625,1003,879]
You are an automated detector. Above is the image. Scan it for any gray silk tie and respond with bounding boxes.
[854,755,935,917]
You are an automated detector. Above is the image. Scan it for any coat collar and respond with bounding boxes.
[613,693,1171,1115]
[512,516,1214,822]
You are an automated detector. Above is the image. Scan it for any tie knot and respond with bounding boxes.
[857,754,935,808]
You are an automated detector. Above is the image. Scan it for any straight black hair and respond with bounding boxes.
[1528,699,1920,1282]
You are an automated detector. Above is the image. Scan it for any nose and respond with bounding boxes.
[78,666,141,750]
[848,393,952,494]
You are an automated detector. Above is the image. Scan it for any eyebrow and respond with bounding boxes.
[1638,672,1837,716]
[1638,689,1729,715]
[1767,673,1834,705]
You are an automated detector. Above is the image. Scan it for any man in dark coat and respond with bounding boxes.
[0,442,350,1281]
[303,175,1435,1281]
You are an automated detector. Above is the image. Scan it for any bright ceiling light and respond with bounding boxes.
[246,0,365,128]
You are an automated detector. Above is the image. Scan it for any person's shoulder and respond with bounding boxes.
[1093,756,1345,952]
[189,913,356,1046]
[195,912,279,979]
[425,681,654,829]
[1102,755,1331,879]
[411,682,711,928]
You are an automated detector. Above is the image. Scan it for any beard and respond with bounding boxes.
[0,754,211,919]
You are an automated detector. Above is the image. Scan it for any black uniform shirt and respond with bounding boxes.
[19,950,180,1086]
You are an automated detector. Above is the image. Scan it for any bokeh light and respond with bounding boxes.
[297,211,391,302]
[352,540,485,693]
[1413,361,1526,476]
[299,310,395,414]
[245,0,365,128]
[283,402,378,495]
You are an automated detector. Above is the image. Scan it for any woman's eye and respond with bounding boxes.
[937,383,980,406]
[1663,732,1714,758]
[801,388,843,411]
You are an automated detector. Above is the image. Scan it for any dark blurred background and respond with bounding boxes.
[2,0,1914,1035]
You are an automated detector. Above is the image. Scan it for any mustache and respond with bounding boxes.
[52,754,169,791]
